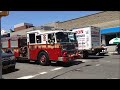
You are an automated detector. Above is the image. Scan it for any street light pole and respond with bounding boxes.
[0,11,9,79]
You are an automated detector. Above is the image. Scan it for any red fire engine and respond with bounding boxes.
[1,30,80,65]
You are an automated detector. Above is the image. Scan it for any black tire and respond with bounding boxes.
[37,52,50,66]
[9,66,15,72]
[117,50,120,54]
[80,50,88,59]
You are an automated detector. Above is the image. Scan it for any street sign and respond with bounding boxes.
[0,11,9,16]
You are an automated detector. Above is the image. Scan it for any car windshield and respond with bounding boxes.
[56,32,77,43]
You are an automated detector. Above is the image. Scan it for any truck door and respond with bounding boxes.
[47,33,58,60]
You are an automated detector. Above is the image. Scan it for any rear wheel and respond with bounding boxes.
[9,66,15,72]
[37,52,50,66]
[80,50,88,59]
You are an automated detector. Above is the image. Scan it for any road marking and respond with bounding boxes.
[17,67,64,79]
[40,72,47,74]
[51,67,63,71]
[96,64,100,66]
[107,78,118,79]
[80,60,89,62]
[17,72,48,79]
[17,75,36,79]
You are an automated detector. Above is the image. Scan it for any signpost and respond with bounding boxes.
[0,11,9,79]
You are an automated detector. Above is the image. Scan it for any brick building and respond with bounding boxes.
[56,11,120,30]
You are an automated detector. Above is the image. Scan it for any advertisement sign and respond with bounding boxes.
[73,27,91,50]
[91,27,100,47]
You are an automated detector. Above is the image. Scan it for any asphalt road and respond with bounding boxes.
[2,54,120,79]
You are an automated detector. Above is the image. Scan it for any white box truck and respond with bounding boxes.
[72,26,107,58]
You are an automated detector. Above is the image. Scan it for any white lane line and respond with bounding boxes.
[17,75,36,79]
[17,72,48,79]
[17,67,63,79]
[96,64,100,66]
[107,78,119,79]
[51,67,63,71]
[40,72,47,74]
[80,60,89,62]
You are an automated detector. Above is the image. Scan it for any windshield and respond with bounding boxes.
[56,32,77,43]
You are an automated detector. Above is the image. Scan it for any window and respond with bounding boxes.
[29,33,35,44]
[56,32,77,43]
[36,35,41,43]
[48,33,55,43]
[20,39,27,47]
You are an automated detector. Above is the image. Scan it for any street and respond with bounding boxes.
[2,54,120,79]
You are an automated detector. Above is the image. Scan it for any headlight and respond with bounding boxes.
[10,56,15,60]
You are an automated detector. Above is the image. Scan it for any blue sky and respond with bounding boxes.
[1,11,100,31]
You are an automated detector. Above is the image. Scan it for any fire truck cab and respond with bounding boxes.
[26,30,80,65]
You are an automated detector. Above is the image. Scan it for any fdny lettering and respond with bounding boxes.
[43,34,46,41]
[75,30,83,34]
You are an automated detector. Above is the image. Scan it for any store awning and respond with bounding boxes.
[109,37,120,44]
[100,26,120,34]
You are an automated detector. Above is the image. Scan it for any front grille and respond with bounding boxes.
[67,50,76,54]
[62,44,75,50]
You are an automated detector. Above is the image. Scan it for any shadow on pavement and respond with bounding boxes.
[100,55,109,56]
[2,69,19,75]
[16,60,30,63]
[16,59,84,67]
[87,55,104,59]
[50,61,84,67]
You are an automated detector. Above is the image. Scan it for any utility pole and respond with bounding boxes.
[0,11,9,79]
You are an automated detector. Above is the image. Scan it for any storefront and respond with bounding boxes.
[101,26,120,46]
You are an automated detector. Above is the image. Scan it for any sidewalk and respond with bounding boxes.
[108,51,119,55]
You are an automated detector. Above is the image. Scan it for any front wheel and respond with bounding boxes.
[37,52,50,66]
[117,50,120,54]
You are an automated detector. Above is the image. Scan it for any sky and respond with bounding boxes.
[1,11,100,32]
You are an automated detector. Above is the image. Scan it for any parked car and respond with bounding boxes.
[1,50,16,71]
[116,43,120,54]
